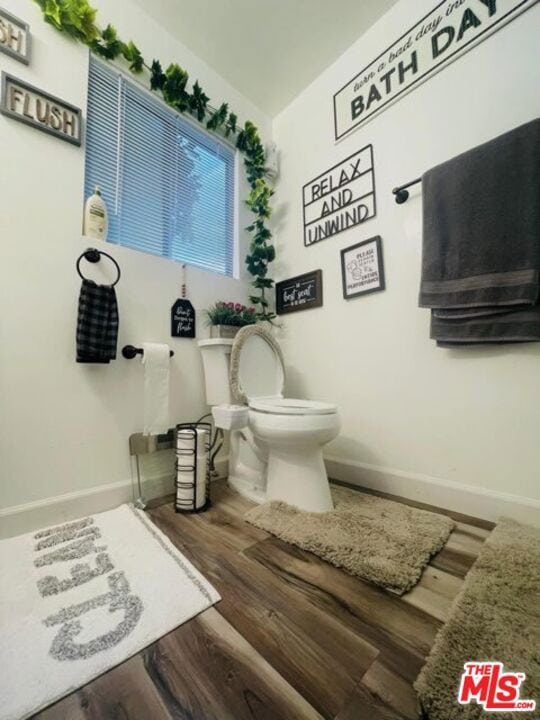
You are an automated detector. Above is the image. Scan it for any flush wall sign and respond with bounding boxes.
[0,7,30,64]
[0,73,82,145]
[276,270,323,315]
[334,0,536,140]
[303,144,376,247]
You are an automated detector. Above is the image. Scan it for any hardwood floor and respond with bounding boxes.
[34,480,492,720]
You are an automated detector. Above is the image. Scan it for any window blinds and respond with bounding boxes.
[84,56,236,276]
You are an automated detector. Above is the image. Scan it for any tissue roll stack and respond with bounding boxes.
[142,342,171,435]
[176,428,208,511]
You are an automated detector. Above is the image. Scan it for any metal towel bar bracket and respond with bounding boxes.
[392,177,422,204]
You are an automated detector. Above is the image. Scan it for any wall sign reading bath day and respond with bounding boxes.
[333,0,536,140]
[303,144,376,247]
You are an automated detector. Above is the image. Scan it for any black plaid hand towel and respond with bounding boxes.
[76,279,119,363]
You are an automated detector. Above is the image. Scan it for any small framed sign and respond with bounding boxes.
[171,299,196,338]
[341,236,385,300]
[0,72,82,145]
[0,7,30,64]
[276,270,323,315]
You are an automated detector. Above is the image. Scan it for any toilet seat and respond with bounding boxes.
[249,397,337,415]
[230,325,285,404]
[230,326,336,419]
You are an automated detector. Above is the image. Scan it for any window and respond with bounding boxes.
[84,56,236,276]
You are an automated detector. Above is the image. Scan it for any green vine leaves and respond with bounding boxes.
[38,0,98,42]
[34,0,276,322]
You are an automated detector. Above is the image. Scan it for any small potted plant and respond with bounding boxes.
[205,301,257,338]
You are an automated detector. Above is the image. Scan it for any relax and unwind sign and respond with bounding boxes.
[333,0,535,140]
[303,145,376,246]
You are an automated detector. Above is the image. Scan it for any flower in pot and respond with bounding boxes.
[205,301,257,338]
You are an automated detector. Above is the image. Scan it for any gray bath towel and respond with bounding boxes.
[420,118,540,311]
[432,305,529,319]
[420,118,540,345]
[431,304,540,345]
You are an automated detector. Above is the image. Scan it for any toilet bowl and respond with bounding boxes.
[248,397,340,512]
[199,325,339,512]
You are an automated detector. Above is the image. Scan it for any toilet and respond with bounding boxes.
[198,325,340,512]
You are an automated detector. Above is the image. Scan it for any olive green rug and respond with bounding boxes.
[245,486,454,595]
[415,517,540,719]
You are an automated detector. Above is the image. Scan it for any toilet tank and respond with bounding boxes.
[198,339,234,406]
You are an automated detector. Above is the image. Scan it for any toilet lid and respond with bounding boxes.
[232,327,285,402]
[249,397,337,415]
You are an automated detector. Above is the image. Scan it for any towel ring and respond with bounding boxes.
[76,247,121,286]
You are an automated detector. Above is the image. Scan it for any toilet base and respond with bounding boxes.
[228,474,266,504]
[266,445,333,513]
[227,428,267,505]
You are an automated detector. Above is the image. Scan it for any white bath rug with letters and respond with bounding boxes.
[0,504,220,720]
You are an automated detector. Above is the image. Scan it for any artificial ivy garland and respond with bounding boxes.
[35,0,276,321]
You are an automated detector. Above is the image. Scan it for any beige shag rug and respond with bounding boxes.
[245,486,454,595]
[415,518,540,719]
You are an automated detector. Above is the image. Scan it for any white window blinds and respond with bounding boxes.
[84,56,236,276]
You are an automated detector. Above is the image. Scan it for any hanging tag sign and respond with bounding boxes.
[171,299,196,338]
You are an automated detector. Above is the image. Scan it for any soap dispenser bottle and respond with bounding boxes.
[83,186,108,240]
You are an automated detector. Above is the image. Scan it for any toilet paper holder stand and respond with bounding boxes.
[175,422,212,514]
[129,420,219,512]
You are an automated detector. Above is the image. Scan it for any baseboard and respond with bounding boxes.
[324,455,540,526]
[0,457,229,539]
[5,455,535,537]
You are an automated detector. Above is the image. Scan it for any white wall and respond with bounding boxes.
[1,0,538,531]
[273,0,540,516]
[0,0,271,520]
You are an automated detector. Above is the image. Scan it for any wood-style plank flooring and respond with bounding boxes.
[34,480,493,720]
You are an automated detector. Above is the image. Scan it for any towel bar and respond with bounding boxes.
[392,177,422,204]
[122,344,174,359]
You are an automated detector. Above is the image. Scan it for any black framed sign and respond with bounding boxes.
[302,145,376,247]
[0,72,82,145]
[341,236,385,300]
[333,0,536,141]
[171,299,196,338]
[276,270,323,315]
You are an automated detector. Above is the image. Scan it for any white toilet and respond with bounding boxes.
[198,325,340,512]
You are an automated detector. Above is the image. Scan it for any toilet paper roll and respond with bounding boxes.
[176,428,208,510]
[142,342,170,435]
